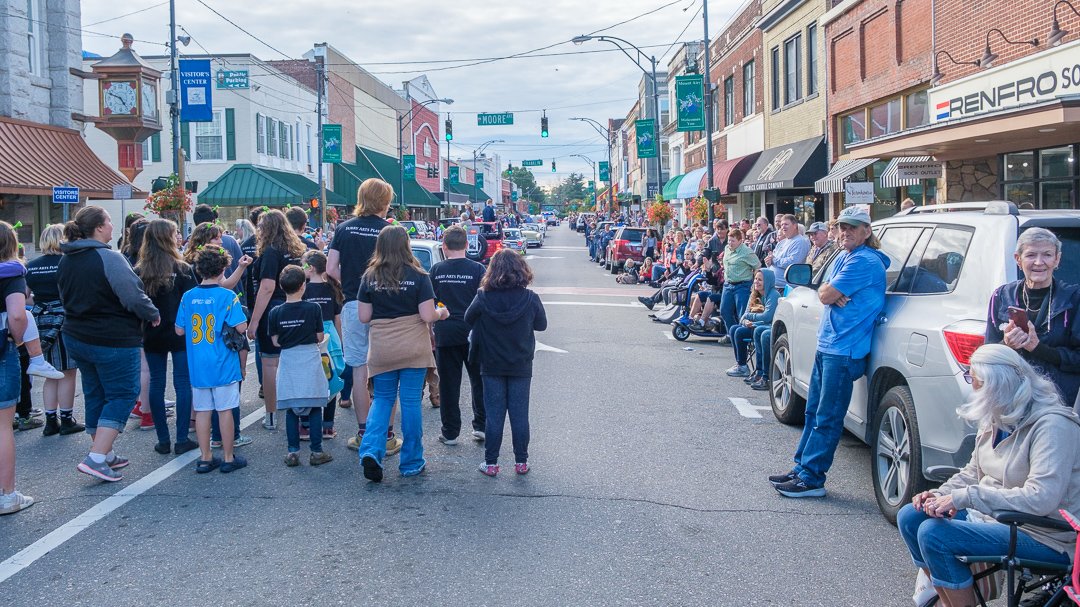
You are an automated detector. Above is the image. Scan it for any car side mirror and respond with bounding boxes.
[786,264,813,287]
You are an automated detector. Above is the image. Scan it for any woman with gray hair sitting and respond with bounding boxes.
[897,344,1080,607]
[986,227,1080,405]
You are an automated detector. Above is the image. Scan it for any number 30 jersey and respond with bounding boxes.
[177,284,248,388]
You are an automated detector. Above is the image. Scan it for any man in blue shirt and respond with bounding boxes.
[771,206,889,498]
[766,214,810,291]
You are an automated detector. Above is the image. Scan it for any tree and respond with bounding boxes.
[506,167,545,205]
[553,172,587,203]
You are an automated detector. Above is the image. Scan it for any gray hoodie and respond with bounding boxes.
[940,405,1080,555]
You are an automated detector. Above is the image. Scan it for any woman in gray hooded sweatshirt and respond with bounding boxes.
[897,343,1080,607]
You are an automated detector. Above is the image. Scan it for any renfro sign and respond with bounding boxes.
[929,40,1080,123]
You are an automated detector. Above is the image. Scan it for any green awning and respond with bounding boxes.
[198,164,346,207]
[332,147,442,208]
[661,174,685,200]
[450,181,494,203]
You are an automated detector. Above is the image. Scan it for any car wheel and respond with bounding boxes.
[609,259,619,274]
[872,385,928,525]
[769,334,806,425]
[672,324,690,341]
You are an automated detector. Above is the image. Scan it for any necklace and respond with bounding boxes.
[1021,283,1053,333]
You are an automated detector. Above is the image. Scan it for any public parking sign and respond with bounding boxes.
[52,186,79,204]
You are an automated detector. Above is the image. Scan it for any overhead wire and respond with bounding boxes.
[84,2,169,27]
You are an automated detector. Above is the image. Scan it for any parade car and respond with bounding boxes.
[502,228,528,255]
[410,239,446,271]
[522,223,545,248]
[769,201,1080,523]
[399,220,432,239]
[604,227,647,273]
[465,221,504,263]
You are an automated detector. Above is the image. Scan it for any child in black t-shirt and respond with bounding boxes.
[269,266,331,467]
[301,250,344,440]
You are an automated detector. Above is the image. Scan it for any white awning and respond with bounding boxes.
[879,156,933,188]
[814,157,878,193]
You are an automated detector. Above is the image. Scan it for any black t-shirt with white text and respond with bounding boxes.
[257,244,301,303]
[357,266,435,321]
[302,281,341,324]
[430,257,485,346]
[25,254,62,304]
[330,215,390,303]
[269,300,323,349]
[240,235,258,308]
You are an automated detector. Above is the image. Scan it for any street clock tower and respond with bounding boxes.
[91,33,163,181]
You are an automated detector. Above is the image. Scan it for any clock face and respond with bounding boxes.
[141,82,158,120]
[103,81,137,116]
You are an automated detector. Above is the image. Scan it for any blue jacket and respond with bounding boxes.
[986,278,1080,404]
[741,269,778,327]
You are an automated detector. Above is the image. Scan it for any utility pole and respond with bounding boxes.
[650,55,662,202]
[168,0,180,176]
[398,114,405,214]
[314,45,326,228]
[702,0,716,223]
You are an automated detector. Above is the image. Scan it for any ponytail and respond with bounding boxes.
[65,205,109,242]
[63,220,85,242]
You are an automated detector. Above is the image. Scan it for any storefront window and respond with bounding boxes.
[1040,147,1075,179]
[842,112,865,146]
[1004,182,1035,207]
[869,99,902,138]
[1041,180,1076,209]
[1004,151,1035,181]
[905,91,929,129]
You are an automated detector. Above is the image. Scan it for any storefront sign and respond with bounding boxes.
[403,154,415,179]
[321,124,342,163]
[675,74,705,132]
[51,186,79,204]
[844,181,875,204]
[215,70,249,89]
[930,40,1080,123]
[599,161,610,181]
[895,160,942,180]
[178,59,213,122]
[636,119,657,159]
[112,184,133,200]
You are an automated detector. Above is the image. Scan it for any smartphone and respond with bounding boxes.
[1007,306,1031,332]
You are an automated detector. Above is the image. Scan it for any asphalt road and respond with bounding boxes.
[0,224,915,606]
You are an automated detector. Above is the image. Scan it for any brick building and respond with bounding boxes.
[845,0,1080,210]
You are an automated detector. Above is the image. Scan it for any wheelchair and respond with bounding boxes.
[923,509,1077,607]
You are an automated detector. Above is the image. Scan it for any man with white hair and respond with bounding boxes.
[771,206,889,498]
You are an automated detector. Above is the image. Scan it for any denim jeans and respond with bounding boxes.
[66,335,140,434]
[285,408,323,453]
[651,264,667,282]
[729,325,754,365]
[793,352,866,487]
[145,350,192,445]
[897,504,1071,589]
[0,341,19,409]
[719,281,751,333]
[341,364,354,403]
[753,326,771,373]
[482,375,532,465]
[358,368,426,475]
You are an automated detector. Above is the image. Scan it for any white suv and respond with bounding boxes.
[769,202,1080,522]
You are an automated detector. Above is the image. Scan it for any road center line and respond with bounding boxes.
[0,407,267,585]
[541,301,644,308]
[729,397,772,419]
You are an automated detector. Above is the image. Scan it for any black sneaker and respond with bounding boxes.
[750,377,770,391]
[173,439,199,455]
[768,470,797,485]
[58,416,85,435]
[42,415,61,437]
[637,296,655,310]
[362,455,383,483]
[774,477,826,498]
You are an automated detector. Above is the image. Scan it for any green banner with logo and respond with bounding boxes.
[675,74,705,132]
[322,124,342,163]
[475,172,484,189]
[449,166,459,184]
[635,119,657,159]
[599,161,610,181]
[403,154,415,179]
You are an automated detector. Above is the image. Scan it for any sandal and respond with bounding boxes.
[195,457,221,474]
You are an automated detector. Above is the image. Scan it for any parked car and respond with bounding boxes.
[768,201,1080,523]
[577,212,597,232]
[399,220,432,239]
[465,221,504,263]
[502,228,527,255]
[522,224,544,248]
[410,239,446,271]
[605,226,647,273]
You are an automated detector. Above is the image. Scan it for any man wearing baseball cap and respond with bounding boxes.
[805,221,836,275]
[771,205,889,498]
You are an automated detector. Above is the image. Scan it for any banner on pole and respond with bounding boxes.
[675,74,705,132]
[475,172,484,189]
[403,154,416,179]
[179,59,213,122]
[449,166,459,184]
[599,161,610,181]
[322,124,342,163]
[635,119,657,159]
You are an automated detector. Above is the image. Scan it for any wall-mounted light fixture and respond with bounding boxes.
[979,28,1039,69]
[1048,0,1080,46]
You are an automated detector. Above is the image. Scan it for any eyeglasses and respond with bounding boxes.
[962,369,973,384]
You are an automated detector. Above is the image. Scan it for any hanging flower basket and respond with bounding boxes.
[144,174,192,223]
[686,197,708,222]
[647,200,673,226]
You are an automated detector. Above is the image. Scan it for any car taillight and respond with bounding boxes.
[943,320,987,367]
[614,239,628,253]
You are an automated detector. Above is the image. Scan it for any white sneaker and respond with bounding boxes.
[472,430,485,441]
[913,570,936,607]
[725,364,750,377]
[0,491,34,515]
[26,360,64,379]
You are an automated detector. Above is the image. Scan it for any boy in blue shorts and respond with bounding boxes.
[176,246,249,473]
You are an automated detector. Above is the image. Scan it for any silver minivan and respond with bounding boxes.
[769,202,1080,522]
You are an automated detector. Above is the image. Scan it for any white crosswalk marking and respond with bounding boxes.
[729,397,772,419]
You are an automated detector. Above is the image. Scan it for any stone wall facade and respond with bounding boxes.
[945,157,998,202]
[0,0,82,128]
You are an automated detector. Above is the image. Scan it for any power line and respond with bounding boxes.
[327,42,680,68]
[194,0,295,60]
[587,0,684,36]
[84,2,169,27]
[1,11,166,46]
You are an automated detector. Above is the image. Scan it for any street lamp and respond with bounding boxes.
[398,97,453,214]
[572,34,662,199]
[570,117,613,212]
[570,154,598,212]
[471,139,504,207]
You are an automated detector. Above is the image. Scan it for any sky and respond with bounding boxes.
[81,0,738,187]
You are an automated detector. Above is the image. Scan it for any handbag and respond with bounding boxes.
[221,323,247,352]
[970,561,1004,602]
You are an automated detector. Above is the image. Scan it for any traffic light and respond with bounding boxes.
[309,197,319,209]
[541,115,549,138]
[551,160,556,172]
[445,119,453,141]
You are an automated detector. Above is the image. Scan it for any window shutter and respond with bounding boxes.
[256,112,264,154]
[151,132,161,162]
[180,121,190,155]
[225,108,236,161]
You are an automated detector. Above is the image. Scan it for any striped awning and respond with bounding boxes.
[814,157,878,193]
[879,156,933,188]
[661,166,708,200]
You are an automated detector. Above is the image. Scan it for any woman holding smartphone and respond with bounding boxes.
[985,227,1080,405]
